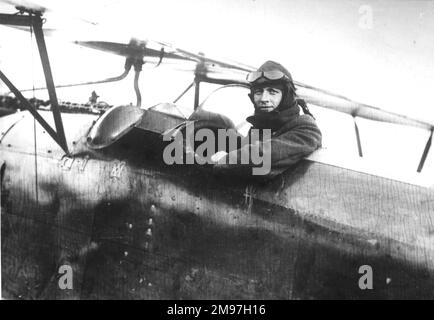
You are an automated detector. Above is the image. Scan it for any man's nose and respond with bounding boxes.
[260,91,271,102]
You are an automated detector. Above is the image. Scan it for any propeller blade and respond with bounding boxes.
[297,87,433,131]
[146,39,255,72]
[174,48,254,72]
[74,40,196,62]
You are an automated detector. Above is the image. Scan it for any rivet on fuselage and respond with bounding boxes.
[146,228,152,237]
[124,251,128,257]
[148,218,153,226]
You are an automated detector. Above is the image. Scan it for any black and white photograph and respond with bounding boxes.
[1,0,434,303]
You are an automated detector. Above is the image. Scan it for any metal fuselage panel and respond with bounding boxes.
[1,111,434,299]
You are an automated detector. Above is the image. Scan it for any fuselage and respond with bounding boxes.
[1,110,434,299]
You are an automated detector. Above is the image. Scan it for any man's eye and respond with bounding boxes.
[269,89,278,95]
[253,90,262,95]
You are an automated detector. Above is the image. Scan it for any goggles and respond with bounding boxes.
[246,70,289,83]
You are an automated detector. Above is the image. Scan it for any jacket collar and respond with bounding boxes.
[246,105,300,132]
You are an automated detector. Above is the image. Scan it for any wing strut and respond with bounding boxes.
[353,116,363,157]
[417,128,433,173]
[0,10,68,153]
[32,14,68,152]
[194,79,200,110]
[0,70,67,151]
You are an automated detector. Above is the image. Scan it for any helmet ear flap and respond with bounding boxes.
[276,85,288,110]
[248,92,254,104]
[289,82,296,94]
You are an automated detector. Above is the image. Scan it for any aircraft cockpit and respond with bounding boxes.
[84,84,254,169]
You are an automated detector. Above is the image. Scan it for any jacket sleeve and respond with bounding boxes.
[267,115,322,167]
[216,115,322,169]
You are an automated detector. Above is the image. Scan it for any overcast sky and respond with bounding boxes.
[1,0,433,184]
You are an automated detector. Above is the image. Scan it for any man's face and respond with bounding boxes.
[252,86,283,113]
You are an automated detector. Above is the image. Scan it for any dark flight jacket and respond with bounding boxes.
[214,104,322,176]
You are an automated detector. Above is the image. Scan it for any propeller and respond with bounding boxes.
[146,39,256,72]
[2,1,432,132]
[74,40,195,62]
[73,39,256,76]
[46,37,434,131]
[85,39,432,131]
[296,86,433,131]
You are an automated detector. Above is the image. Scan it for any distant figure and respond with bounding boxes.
[89,91,99,104]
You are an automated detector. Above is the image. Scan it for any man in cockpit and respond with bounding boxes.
[211,60,322,177]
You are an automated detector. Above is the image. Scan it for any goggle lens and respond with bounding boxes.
[246,70,288,82]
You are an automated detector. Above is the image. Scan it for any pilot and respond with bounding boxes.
[212,60,322,177]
